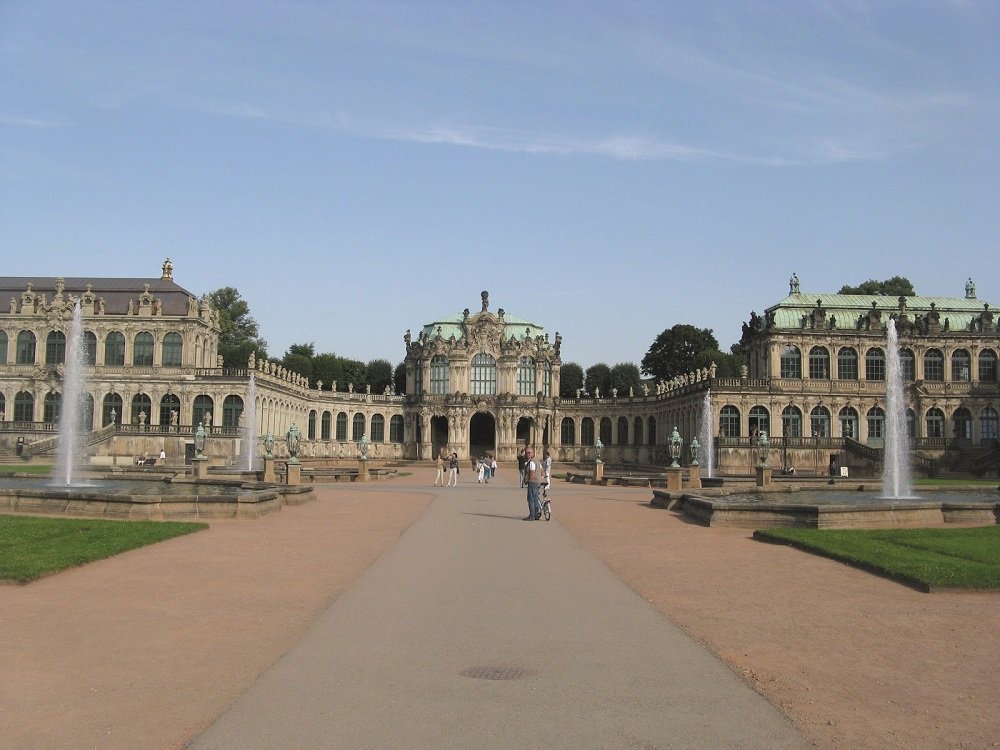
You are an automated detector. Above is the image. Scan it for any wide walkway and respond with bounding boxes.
[187,474,809,750]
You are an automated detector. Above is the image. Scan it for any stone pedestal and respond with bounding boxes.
[592,461,604,483]
[665,466,683,491]
[192,456,208,480]
[358,459,371,482]
[263,456,276,484]
[755,466,772,487]
[286,462,301,486]
[686,465,702,490]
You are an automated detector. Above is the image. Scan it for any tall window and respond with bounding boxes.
[16,331,36,365]
[581,417,595,445]
[83,331,97,365]
[749,406,770,437]
[951,349,971,382]
[720,406,740,437]
[102,393,123,426]
[43,392,61,423]
[617,416,628,445]
[389,415,405,443]
[46,331,66,364]
[352,413,366,441]
[470,353,497,395]
[808,347,829,379]
[517,357,536,396]
[132,393,153,425]
[321,412,332,440]
[599,417,612,446]
[899,349,915,382]
[162,332,183,367]
[781,406,802,438]
[159,394,181,427]
[979,350,998,382]
[923,349,943,381]
[953,408,972,441]
[308,411,317,440]
[561,417,576,446]
[14,391,34,422]
[336,412,348,441]
[810,406,831,438]
[867,406,885,442]
[222,395,243,429]
[633,417,643,446]
[133,332,154,366]
[865,348,885,381]
[192,395,213,426]
[839,407,859,439]
[0,330,7,364]
[981,407,999,440]
[837,347,858,380]
[647,417,657,445]
[371,414,385,442]
[105,331,125,366]
[779,346,801,379]
[925,408,945,438]
[429,355,449,395]
[542,361,552,397]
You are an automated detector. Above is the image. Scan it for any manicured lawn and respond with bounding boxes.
[0,515,207,583]
[914,477,1000,487]
[0,464,53,475]
[754,525,1000,591]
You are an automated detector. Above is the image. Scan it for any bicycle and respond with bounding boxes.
[540,482,552,521]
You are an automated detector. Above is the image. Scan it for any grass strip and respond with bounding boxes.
[753,525,1000,591]
[0,515,207,583]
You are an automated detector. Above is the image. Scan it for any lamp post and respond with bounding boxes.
[263,433,275,457]
[358,434,369,461]
[690,436,700,466]
[756,430,770,467]
[669,426,683,468]
[286,423,301,464]
[194,421,206,458]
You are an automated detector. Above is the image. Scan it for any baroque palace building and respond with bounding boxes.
[0,262,996,476]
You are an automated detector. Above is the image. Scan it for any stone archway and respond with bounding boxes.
[515,417,533,449]
[469,412,496,458]
[431,415,449,459]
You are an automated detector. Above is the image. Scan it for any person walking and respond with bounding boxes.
[477,457,487,483]
[542,450,552,485]
[517,448,528,488]
[433,452,445,486]
[523,447,542,520]
[489,455,497,480]
[446,452,459,487]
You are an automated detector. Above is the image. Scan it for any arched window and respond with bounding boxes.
[133,332,154,367]
[14,391,34,422]
[222,395,244,429]
[371,413,385,442]
[647,416,656,445]
[45,331,67,364]
[131,393,152,426]
[865,348,885,381]
[906,408,916,438]
[720,405,740,437]
[808,347,829,379]
[16,331,36,365]
[581,417,595,446]
[980,407,999,440]
[336,412,348,441]
[83,331,97,365]
[430,355,449,395]
[560,417,576,446]
[616,416,628,445]
[470,353,497,395]
[321,411,332,441]
[104,331,125,366]
[810,406,831,438]
[952,408,972,441]
[923,349,943,381]
[102,392,123,426]
[978,350,998,382]
[599,417,612,446]
[352,413,366,441]
[781,405,802,438]
[0,330,7,364]
[159,394,181,427]
[779,345,801,379]
[837,347,858,380]
[80,393,95,431]
[925,407,945,438]
[162,332,183,367]
[951,349,971,382]
[43,392,61,423]
[839,406,859,439]
[899,348,915,382]
[0,393,4,420]
[307,411,317,440]
[389,415,405,443]
[517,357,536,396]
[192,395,213,427]
[633,416,643,446]
[867,406,885,442]
[749,406,770,437]
[542,361,552,397]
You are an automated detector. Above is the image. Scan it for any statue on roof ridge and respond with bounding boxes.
[789,272,800,294]
[481,290,489,312]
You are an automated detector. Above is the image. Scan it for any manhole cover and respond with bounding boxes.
[459,665,538,680]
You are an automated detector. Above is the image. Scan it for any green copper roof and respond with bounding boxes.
[766,291,994,331]
[421,311,546,342]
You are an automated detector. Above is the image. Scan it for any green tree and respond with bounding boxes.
[838,276,916,296]
[609,362,642,395]
[281,343,315,382]
[641,325,720,382]
[367,358,394,394]
[559,362,584,398]
[585,363,611,397]
[207,287,268,367]
[313,353,343,390]
[393,362,407,395]
[341,358,368,389]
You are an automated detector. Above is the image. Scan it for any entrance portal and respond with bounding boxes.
[430,416,449,459]
[469,412,496,458]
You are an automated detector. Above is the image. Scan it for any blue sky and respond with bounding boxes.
[2,1,997,370]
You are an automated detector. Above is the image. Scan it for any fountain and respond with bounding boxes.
[699,390,714,478]
[54,301,87,486]
[242,373,259,471]
[883,322,912,498]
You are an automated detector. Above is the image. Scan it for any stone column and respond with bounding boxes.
[755,465,772,487]
[665,467,682,491]
[287,462,301,486]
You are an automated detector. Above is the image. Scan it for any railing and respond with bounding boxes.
[843,437,880,462]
